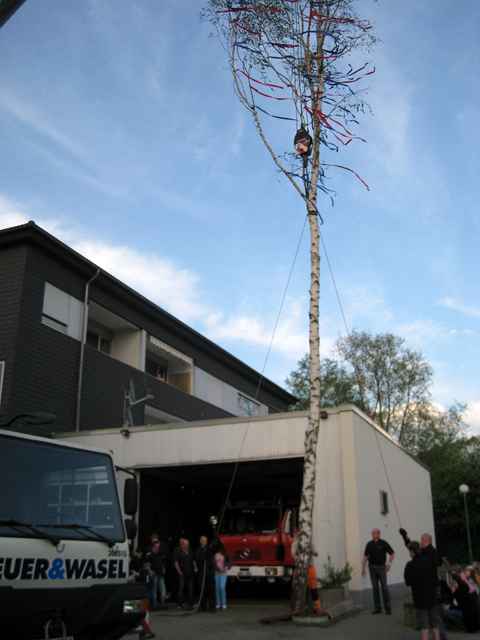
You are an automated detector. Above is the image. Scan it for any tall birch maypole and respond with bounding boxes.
[204,0,375,612]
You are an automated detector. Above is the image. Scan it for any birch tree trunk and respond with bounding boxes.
[292,11,324,613]
[205,0,375,616]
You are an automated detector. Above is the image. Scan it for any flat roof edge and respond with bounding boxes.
[57,409,310,438]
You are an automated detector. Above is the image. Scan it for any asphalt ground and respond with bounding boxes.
[144,599,472,640]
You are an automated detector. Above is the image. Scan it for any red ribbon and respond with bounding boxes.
[238,69,285,90]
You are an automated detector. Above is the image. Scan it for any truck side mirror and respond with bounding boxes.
[125,518,137,541]
[124,477,138,516]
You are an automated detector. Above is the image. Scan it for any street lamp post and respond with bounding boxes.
[459,484,474,563]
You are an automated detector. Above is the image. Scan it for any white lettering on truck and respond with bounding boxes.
[0,557,127,581]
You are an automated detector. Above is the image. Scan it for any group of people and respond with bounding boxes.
[130,533,230,616]
[362,527,480,639]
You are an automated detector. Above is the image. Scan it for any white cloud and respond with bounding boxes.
[396,319,449,347]
[439,297,480,319]
[205,299,308,359]
[75,239,206,322]
[0,195,28,229]
[0,195,313,366]
[363,49,412,177]
[0,196,205,323]
[0,89,125,198]
[465,402,480,435]
[0,89,87,162]
[344,284,394,329]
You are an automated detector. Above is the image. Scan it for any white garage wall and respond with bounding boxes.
[59,407,434,595]
[311,412,348,578]
[60,412,306,469]
[349,411,434,591]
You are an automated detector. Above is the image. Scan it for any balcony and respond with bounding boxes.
[145,335,193,395]
[87,301,145,371]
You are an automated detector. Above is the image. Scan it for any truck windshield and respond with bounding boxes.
[222,507,280,535]
[0,434,124,542]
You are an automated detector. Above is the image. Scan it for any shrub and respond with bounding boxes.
[319,556,353,589]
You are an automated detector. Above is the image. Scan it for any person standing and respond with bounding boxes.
[174,538,195,609]
[145,539,167,609]
[290,534,328,617]
[129,548,155,640]
[450,568,480,633]
[400,529,448,640]
[362,528,394,615]
[405,541,441,640]
[194,535,215,612]
[214,542,229,611]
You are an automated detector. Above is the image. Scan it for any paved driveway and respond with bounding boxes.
[147,601,470,640]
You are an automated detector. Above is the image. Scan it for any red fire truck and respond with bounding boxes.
[219,502,297,583]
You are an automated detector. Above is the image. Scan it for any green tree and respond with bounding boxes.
[286,355,362,411]
[416,428,480,561]
[337,331,433,441]
[286,334,479,560]
[287,330,434,446]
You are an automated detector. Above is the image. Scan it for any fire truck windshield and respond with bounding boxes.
[0,433,124,542]
[222,507,280,535]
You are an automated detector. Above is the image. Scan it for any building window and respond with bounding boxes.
[380,490,389,515]
[0,360,5,408]
[41,282,83,340]
[87,329,112,355]
[238,393,260,417]
[145,356,168,382]
[41,313,68,335]
[146,335,193,394]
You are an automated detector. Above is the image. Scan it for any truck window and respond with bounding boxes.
[0,434,124,542]
[223,507,280,534]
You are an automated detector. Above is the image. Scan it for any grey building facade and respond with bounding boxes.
[0,222,295,433]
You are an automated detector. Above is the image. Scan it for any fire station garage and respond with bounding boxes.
[60,405,435,597]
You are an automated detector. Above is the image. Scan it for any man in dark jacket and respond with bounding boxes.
[405,541,441,640]
[194,535,215,611]
[174,537,195,609]
[400,529,448,640]
[145,539,168,609]
[361,528,395,614]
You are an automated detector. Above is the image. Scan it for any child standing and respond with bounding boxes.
[214,544,229,610]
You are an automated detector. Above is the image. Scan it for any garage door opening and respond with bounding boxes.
[139,457,303,548]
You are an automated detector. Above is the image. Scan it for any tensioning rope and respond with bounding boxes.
[216,213,308,535]
[319,229,402,529]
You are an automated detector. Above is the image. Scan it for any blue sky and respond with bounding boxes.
[1,1,479,431]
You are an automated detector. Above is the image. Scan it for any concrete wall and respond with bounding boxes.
[348,410,434,592]
[194,366,268,417]
[0,245,27,414]
[62,412,306,469]
[111,328,146,371]
[81,347,231,430]
[10,246,81,431]
[311,412,347,577]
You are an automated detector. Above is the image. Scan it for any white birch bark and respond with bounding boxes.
[292,10,324,611]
